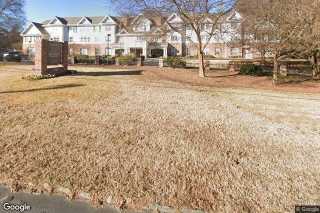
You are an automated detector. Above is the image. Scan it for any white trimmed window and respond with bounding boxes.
[80,48,88,55]
[80,37,90,42]
[171,35,178,41]
[95,48,101,56]
[69,37,73,42]
[105,48,111,55]
[137,36,145,41]
[215,48,221,56]
[231,48,241,56]
[70,26,77,33]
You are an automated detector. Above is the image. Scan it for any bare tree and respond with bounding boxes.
[109,0,236,77]
[237,0,320,80]
[0,0,25,49]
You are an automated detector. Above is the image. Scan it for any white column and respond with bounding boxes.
[143,48,147,57]
[163,48,167,58]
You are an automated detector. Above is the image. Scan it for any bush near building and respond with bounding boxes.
[116,55,136,65]
[101,55,115,64]
[164,56,186,68]
[239,64,266,76]
[74,55,96,64]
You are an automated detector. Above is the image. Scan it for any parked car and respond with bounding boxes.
[3,51,22,62]
[0,49,9,61]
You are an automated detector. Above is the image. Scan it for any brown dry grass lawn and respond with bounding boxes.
[0,64,320,212]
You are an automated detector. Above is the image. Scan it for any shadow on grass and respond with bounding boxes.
[0,83,86,94]
[73,70,143,76]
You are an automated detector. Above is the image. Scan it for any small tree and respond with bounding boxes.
[109,0,236,77]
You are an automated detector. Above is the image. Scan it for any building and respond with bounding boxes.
[21,10,257,59]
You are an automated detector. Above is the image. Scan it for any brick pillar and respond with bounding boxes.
[61,42,69,71]
[95,56,101,65]
[34,39,48,75]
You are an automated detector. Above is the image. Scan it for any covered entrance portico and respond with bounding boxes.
[129,48,143,57]
[146,42,168,58]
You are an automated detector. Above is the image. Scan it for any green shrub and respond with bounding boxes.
[164,56,186,68]
[101,55,115,64]
[239,64,265,76]
[22,74,55,81]
[116,55,136,65]
[74,55,95,64]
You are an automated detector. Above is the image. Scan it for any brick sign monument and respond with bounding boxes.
[34,39,69,75]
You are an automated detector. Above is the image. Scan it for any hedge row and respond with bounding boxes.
[116,55,137,65]
[239,64,271,76]
[74,55,116,64]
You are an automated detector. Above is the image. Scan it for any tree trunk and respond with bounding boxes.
[273,53,279,84]
[312,53,319,79]
[198,50,206,78]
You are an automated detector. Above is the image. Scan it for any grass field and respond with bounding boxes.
[0,64,320,212]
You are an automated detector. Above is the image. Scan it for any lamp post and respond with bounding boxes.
[107,33,111,55]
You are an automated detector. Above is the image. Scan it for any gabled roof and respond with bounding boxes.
[42,16,122,25]
[118,28,128,34]
[48,16,67,25]
[167,13,183,23]
[38,11,240,30]
[118,13,165,33]
[131,14,152,25]
[21,22,48,35]
[77,17,92,25]
[226,11,242,22]
[100,16,117,24]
